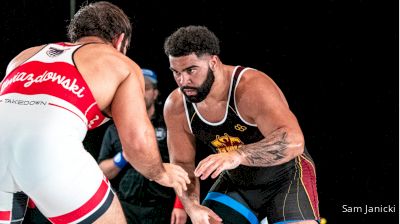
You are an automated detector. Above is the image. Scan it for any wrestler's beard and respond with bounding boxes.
[181,68,215,103]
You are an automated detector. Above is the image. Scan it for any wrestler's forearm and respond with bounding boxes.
[179,175,201,213]
[122,131,165,180]
[126,150,165,181]
[236,127,304,167]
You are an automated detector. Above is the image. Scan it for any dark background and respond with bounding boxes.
[0,0,398,223]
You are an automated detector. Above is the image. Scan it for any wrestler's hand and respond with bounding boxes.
[187,204,222,224]
[194,151,242,180]
[154,163,190,197]
[170,208,187,224]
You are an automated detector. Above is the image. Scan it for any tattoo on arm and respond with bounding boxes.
[237,128,289,166]
[181,178,200,205]
[187,193,199,203]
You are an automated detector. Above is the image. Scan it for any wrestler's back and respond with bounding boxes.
[0,43,114,192]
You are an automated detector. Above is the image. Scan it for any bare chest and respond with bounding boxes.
[195,101,229,123]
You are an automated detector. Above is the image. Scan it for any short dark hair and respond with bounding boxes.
[67,1,132,49]
[164,25,220,57]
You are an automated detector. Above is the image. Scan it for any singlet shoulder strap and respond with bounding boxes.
[183,92,194,134]
[228,66,246,110]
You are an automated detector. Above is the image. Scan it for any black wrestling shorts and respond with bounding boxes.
[202,155,320,224]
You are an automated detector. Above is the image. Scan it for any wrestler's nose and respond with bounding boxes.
[178,73,191,86]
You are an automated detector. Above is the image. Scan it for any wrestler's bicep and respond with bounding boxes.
[164,96,196,168]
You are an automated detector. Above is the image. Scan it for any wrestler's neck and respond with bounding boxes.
[74,36,110,45]
[202,64,233,104]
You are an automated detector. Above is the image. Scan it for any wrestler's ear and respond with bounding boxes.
[209,55,218,70]
[113,33,126,54]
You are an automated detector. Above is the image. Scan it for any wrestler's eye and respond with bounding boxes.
[172,70,180,78]
[186,68,195,74]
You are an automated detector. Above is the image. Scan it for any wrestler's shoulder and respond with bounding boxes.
[240,67,271,82]
[6,45,46,74]
[80,44,135,64]
[237,67,276,91]
[76,43,139,75]
[164,88,185,114]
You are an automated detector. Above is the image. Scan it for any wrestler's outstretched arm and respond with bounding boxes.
[164,90,222,224]
[111,61,190,196]
[195,69,305,179]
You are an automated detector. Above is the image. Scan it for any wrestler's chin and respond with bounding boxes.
[183,94,201,103]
